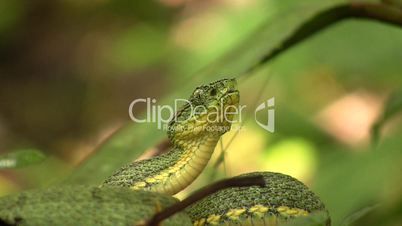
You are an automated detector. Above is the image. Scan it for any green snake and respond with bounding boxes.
[0,78,330,226]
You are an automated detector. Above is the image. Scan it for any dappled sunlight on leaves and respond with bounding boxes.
[214,125,267,177]
[261,138,317,183]
[315,91,382,147]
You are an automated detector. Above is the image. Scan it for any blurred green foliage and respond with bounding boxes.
[372,88,402,144]
[0,149,45,169]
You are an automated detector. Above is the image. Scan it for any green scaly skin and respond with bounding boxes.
[0,186,191,226]
[102,78,239,195]
[0,79,239,226]
[186,172,330,226]
[0,78,330,226]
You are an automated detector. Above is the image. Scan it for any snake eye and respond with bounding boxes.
[193,88,204,98]
[209,88,217,96]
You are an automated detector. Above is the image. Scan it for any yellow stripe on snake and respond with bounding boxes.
[0,79,330,226]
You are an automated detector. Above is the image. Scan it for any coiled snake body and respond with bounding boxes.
[0,79,329,226]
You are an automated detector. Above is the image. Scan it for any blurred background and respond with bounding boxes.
[0,0,401,225]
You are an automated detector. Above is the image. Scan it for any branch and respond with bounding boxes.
[247,2,402,73]
[145,175,265,226]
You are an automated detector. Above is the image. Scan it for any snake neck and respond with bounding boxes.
[103,78,239,195]
[131,134,220,195]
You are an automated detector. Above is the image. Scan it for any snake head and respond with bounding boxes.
[168,78,239,141]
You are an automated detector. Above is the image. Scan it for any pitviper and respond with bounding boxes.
[0,78,329,226]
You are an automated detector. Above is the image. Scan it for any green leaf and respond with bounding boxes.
[191,0,347,78]
[340,205,379,226]
[371,89,402,144]
[66,0,347,185]
[313,141,402,225]
[0,149,46,169]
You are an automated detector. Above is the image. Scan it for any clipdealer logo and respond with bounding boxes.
[128,97,275,133]
[254,97,275,133]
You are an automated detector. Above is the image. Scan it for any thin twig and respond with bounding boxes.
[213,72,272,171]
[246,3,402,75]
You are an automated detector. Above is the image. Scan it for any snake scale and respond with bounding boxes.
[0,78,330,226]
